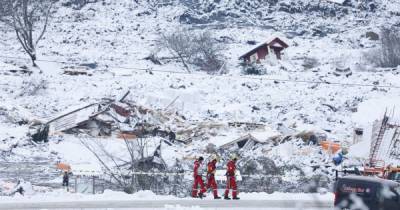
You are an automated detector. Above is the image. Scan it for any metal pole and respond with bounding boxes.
[92,176,95,194]
[335,170,338,180]
[75,176,77,193]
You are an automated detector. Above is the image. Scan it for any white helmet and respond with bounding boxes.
[230,153,239,160]
[211,154,220,162]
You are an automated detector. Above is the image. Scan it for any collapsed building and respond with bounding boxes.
[31,91,184,143]
[25,91,343,194]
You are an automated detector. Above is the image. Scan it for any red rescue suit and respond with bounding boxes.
[206,160,219,198]
[224,160,238,198]
[192,160,206,197]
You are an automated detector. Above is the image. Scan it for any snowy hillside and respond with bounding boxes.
[1,0,400,196]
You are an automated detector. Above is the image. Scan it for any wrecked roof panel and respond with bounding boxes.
[111,103,131,117]
[48,104,98,133]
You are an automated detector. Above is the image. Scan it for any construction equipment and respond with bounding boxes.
[352,162,400,183]
[369,113,389,167]
[339,111,400,182]
[362,160,386,178]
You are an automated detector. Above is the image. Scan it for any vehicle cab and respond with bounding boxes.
[334,176,400,210]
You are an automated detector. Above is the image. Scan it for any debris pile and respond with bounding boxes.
[31,91,185,143]
[219,125,281,152]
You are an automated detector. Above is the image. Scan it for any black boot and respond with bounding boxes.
[232,197,240,200]
[198,192,204,199]
[224,196,231,200]
[214,196,221,199]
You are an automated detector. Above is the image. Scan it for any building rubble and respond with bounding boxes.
[30,91,186,143]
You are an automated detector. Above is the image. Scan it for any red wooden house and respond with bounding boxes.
[239,37,289,63]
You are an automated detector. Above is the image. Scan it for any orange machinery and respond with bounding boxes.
[362,160,386,178]
[320,141,341,154]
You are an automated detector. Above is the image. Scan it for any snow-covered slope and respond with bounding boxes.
[1,0,400,194]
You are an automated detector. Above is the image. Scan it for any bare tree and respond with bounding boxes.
[80,136,138,193]
[79,134,165,194]
[0,0,54,67]
[80,137,127,188]
[159,29,225,74]
[192,31,226,74]
[160,29,195,73]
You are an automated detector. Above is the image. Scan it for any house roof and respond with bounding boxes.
[48,103,99,133]
[239,37,289,60]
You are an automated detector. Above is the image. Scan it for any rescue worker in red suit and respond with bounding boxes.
[192,156,206,198]
[224,154,240,200]
[206,154,221,199]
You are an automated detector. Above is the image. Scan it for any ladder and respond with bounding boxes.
[369,112,389,167]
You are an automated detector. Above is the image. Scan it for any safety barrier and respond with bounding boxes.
[0,162,326,197]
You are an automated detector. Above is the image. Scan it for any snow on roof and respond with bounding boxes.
[48,103,98,132]
[250,127,281,143]
[217,126,281,148]
[95,113,115,122]
[265,33,289,45]
[47,103,97,122]
[239,34,289,59]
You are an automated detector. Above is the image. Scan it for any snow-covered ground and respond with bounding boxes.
[0,190,333,202]
[0,190,333,210]
[1,0,400,197]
